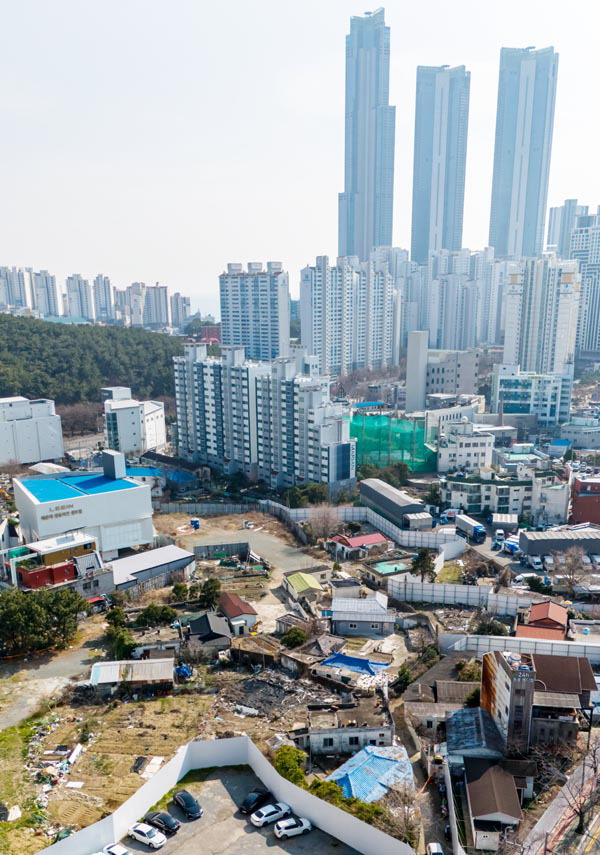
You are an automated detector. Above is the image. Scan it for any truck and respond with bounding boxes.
[503,538,520,556]
[455,514,486,544]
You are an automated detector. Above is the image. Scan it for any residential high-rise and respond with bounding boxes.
[300,253,396,376]
[219,262,290,360]
[143,283,170,328]
[491,363,573,426]
[66,274,94,321]
[174,344,356,492]
[102,386,166,456]
[0,267,34,310]
[127,282,147,327]
[569,211,600,352]
[546,199,588,256]
[93,274,115,322]
[338,9,396,260]
[502,257,580,375]
[32,270,60,317]
[488,47,558,258]
[170,292,191,330]
[411,65,470,264]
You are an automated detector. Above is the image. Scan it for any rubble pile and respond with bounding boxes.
[215,669,337,720]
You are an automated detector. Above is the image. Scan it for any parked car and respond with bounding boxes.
[173,790,203,819]
[144,811,181,835]
[239,789,274,815]
[274,817,312,839]
[591,554,600,567]
[495,528,505,544]
[527,556,543,571]
[426,844,444,855]
[103,846,132,855]
[250,802,291,827]
[127,823,166,849]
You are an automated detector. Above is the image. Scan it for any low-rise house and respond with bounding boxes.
[310,650,392,693]
[403,701,464,735]
[464,759,522,852]
[514,601,568,642]
[283,571,324,602]
[218,591,258,636]
[446,708,505,765]
[89,658,174,697]
[109,545,195,595]
[230,634,280,668]
[330,578,363,597]
[290,693,394,755]
[328,532,394,561]
[187,612,232,655]
[361,559,411,590]
[326,745,414,802]
[132,624,183,660]
[280,633,346,676]
[325,592,395,637]
[275,613,320,636]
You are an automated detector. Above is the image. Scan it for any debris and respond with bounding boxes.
[235,705,259,717]
[65,782,84,789]
[7,806,21,822]
[140,756,164,780]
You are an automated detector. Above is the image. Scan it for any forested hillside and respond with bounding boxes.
[0,314,184,404]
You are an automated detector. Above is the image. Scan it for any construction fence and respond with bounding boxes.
[350,413,437,472]
[442,632,600,665]
[388,576,544,616]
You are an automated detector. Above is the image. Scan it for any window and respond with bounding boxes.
[370,623,379,629]
[349,736,359,746]
[426,720,433,729]
[323,738,333,748]
[82,582,91,590]
[348,623,357,629]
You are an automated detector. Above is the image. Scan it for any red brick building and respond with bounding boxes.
[571,477,600,525]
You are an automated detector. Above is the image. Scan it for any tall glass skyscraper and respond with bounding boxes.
[488,47,559,259]
[338,9,396,261]
[410,65,470,265]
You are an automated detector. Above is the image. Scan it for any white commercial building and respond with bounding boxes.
[436,420,494,473]
[300,253,396,376]
[561,417,600,450]
[0,397,64,466]
[102,387,166,456]
[220,262,290,361]
[66,274,94,321]
[491,363,573,426]
[13,451,154,559]
[174,343,356,492]
[93,274,115,321]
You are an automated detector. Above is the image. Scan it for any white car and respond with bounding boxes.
[127,822,167,849]
[426,844,444,855]
[274,816,312,839]
[250,802,291,827]
[103,846,132,855]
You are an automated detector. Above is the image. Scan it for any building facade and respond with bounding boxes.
[93,275,115,321]
[411,65,470,264]
[338,9,395,260]
[66,274,94,320]
[0,396,64,466]
[491,363,573,426]
[170,292,191,330]
[102,387,166,456]
[219,262,290,361]
[488,47,558,258]
[570,212,600,353]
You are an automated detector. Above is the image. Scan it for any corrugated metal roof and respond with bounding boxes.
[436,680,480,702]
[360,478,421,508]
[533,691,580,709]
[287,572,323,594]
[90,658,174,685]
[327,745,413,802]
[110,546,194,586]
[446,708,505,756]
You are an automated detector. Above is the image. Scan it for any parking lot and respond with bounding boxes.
[120,767,361,854]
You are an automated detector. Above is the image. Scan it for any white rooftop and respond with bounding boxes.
[109,545,194,586]
[27,530,95,554]
[331,592,391,615]
[90,658,174,685]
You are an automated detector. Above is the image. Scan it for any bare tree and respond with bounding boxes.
[309,504,341,541]
[558,736,600,835]
[554,546,586,597]
[380,784,420,847]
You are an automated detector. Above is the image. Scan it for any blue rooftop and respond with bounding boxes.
[167,470,195,482]
[21,474,140,502]
[446,708,505,757]
[326,745,413,802]
[126,466,163,477]
[321,652,389,676]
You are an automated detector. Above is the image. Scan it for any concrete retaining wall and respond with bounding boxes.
[37,736,416,855]
[445,632,600,664]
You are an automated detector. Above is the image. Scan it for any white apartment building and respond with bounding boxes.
[33,270,61,317]
[93,274,115,321]
[170,292,191,329]
[300,253,395,376]
[0,397,64,466]
[102,387,166,456]
[127,282,147,326]
[503,257,580,375]
[561,417,600,450]
[219,262,290,361]
[491,364,573,426]
[570,212,600,353]
[0,267,34,310]
[143,283,170,328]
[435,420,494,473]
[66,274,94,321]
[174,344,356,492]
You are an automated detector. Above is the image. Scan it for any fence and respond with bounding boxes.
[443,632,600,664]
[38,736,415,855]
[388,576,546,616]
[193,541,249,559]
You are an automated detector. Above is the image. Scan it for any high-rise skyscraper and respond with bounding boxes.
[32,270,60,317]
[66,274,94,321]
[338,9,396,260]
[411,65,470,264]
[570,210,600,352]
[170,292,191,330]
[93,274,115,321]
[488,47,558,259]
[143,284,170,328]
[546,199,589,256]
[219,262,290,361]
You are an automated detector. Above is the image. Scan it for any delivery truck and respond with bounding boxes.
[455,514,486,544]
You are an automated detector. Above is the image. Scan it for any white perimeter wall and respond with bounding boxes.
[37,735,416,855]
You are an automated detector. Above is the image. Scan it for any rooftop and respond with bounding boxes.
[326,745,413,803]
[189,612,232,640]
[286,571,323,595]
[109,546,194,586]
[515,625,566,641]
[331,592,390,615]
[360,478,422,508]
[125,466,164,477]
[465,759,522,823]
[90,658,174,685]
[219,591,257,618]
[331,532,390,549]
[19,473,141,503]
[320,652,390,677]
[308,695,390,730]
[446,708,505,757]
[27,531,96,554]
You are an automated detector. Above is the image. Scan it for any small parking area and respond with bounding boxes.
[120,767,361,855]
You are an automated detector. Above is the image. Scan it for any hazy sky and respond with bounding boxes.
[2,0,599,315]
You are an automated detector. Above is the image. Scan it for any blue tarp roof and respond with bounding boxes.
[126,466,163,477]
[21,474,140,502]
[167,470,195,482]
[321,652,389,676]
[327,745,413,802]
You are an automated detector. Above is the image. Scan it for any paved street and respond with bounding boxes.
[120,768,360,855]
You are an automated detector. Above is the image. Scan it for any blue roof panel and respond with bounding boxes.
[321,652,389,676]
[327,746,413,803]
[62,475,139,495]
[126,466,163,477]
[20,479,82,502]
[22,474,140,502]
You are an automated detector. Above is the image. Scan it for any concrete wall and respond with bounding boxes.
[194,541,249,559]
[37,736,415,855]
[444,632,600,664]
[389,576,543,616]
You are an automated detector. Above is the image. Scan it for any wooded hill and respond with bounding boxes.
[0,314,184,404]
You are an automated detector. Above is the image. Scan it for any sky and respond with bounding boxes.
[1,0,600,316]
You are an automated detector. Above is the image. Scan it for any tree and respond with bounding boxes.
[347,522,361,535]
[475,615,508,636]
[383,785,419,848]
[106,626,136,659]
[424,482,442,507]
[559,737,600,834]
[198,578,221,610]
[281,627,307,649]
[464,687,481,707]
[394,665,412,694]
[308,780,345,806]
[171,582,188,602]
[557,547,585,598]
[309,504,340,540]
[527,576,553,595]
[456,659,482,682]
[106,606,127,628]
[273,746,306,787]
[411,549,436,583]
[0,586,84,654]
[134,604,177,627]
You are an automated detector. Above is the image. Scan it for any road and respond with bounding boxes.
[0,617,106,730]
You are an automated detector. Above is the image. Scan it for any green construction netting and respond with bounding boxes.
[350,413,437,472]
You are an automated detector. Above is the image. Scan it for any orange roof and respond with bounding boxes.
[219,591,257,619]
[331,532,389,548]
[528,601,568,628]
[515,625,566,641]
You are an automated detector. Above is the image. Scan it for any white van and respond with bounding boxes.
[542,555,554,570]
[591,555,600,567]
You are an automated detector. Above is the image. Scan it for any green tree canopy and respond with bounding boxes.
[281,627,307,649]
[411,548,436,582]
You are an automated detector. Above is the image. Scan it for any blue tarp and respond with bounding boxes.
[327,745,413,802]
[321,652,389,676]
